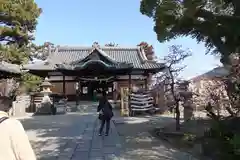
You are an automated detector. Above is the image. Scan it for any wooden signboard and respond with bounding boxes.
[120,87,129,116]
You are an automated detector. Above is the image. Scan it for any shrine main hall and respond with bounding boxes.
[25,43,165,101]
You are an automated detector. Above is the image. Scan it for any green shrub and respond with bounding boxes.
[202,118,240,160]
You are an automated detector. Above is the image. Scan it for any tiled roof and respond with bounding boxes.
[24,61,55,71]
[25,45,165,71]
[66,48,133,70]
[0,61,22,74]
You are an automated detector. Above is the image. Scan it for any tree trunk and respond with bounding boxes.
[168,68,181,131]
[175,102,181,131]
[224,77,240,110]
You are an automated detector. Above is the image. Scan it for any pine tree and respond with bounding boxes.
[0,0,42,94]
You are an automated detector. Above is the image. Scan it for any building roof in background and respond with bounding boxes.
[190,66,229,82]
[0,61,22,74]
[24,45,165,71]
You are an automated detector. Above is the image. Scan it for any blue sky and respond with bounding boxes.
[34,0,221,79]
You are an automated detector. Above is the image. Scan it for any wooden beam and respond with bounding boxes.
[49,80,76,82]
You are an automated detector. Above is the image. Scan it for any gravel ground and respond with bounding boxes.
[113,114,198,160]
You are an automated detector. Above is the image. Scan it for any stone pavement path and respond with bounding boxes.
[57,120,122,160]
[20,105,122,160]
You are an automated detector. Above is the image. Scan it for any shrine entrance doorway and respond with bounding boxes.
[76,77,114,101]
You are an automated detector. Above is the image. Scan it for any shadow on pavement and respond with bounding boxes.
[19,105,198,160]
[113,115,198,160]
[20,113,95,160]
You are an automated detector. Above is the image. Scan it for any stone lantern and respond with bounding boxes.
[178,80,195,122]
[36,77,53,114]
[40,77,52,95]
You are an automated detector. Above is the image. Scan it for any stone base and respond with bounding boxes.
[184,109,194,122]
[35,102,53,115]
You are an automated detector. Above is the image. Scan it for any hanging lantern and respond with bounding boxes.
[113,82,117,90]
[75,82,79,90]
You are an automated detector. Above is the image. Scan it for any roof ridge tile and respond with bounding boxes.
[57,46,92,51]
[56,45,139,51]
[101,46,138,50]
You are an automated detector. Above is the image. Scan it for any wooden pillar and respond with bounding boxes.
[113,77,117,104]
[63,75,66,96]
[145,73,149,90]
[128,73,132,116]
[111,83,114,101]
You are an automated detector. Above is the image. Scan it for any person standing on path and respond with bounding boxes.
[0,96,36,160]
[97,91,114,136]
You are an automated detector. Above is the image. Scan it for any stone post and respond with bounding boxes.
[178,81,194,122]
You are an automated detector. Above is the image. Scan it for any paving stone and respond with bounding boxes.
[89,157,104,160]
[89,150,103,157]
[64,147,75,152]
[91,144,102,149]
[58,155,72,160]
[75,138,85,143]
[84,131,93,135]
[71,151,89,160]
[104,154,120,160]
[77,142,91,148]
[58,151,73,157]
[91,148,102,152]
[82,137,93,141]
[75,147,89,152]
[84,129,94,133]
[103,136,116,142]
[58,156,71,160]
[92,139,102,144]
[71,156,87,160]
[103,143,117,147]
[76,145,90,150]
[64,142,77,151]
[92,137,102,142]
[81,141,92,144]
[83,139,92,143]
[116,143,122,149]
[103,147,118,154]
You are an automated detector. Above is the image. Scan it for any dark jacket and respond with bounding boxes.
[97,98,113,119]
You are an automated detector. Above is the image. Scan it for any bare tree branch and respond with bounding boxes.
[155,45,192,131]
